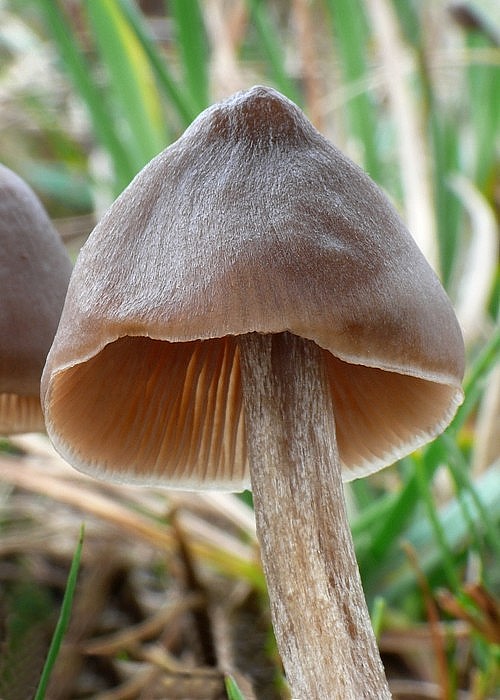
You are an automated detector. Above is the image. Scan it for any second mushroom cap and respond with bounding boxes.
[0,164,72,434]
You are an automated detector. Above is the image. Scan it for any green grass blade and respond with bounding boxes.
[466,32,500,189]
[414,452,461,591]
[385,465,499,603]
[34,526,85,700]
[0,584,53,699]
[351,491,397,540]
[451,324,500,435]
[430,112,463,286]
[391,0,422,46]
[356,459,421,581]
[360,326,500,589]
[245,0,300,102]
[440,434,500,559]
[224,674,246,700]
[324,0,381,178]
[398,4,462,286]
[86,0,167,170]
[488,267,500,319]
[171,0,208,112]
[37,0,134,192]
[371,596,387,641]
[118,0,198,125]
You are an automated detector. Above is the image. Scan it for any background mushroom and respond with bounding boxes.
[0,164,72,434]
[41,86,465,698]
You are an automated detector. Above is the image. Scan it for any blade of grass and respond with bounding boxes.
[450,175,498,343]
[370,596,387,641]
[34,525,85,700]
[0,583,53,699]
[170,0,209,112]
[451,324,500,435]
[350,476,380,511]
[391,0,422,47]
[414,451,461,592]
[465,31,500,190]
[406,5,465,287]
[440,432,500,558]
[359,326,500,587]
[37,0,135,192]
[356,457,423,584]
[488,267,500,320]
[351,490,397,541]
[117,0,199,125]
[384,464,499,603]
[324,0,381,178]
[365,0,438,268]
[420,72,463,285]
[86,0,167,170]
[244,0,300,103]
[224,674,246,700]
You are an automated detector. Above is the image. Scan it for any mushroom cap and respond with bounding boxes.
[0,164,72,434]
[41,86,464,488]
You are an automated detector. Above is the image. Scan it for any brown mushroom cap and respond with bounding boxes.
[41,86,464,488]
[0,164,72,433]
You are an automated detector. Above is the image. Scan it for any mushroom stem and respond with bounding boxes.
[238,331,391,699]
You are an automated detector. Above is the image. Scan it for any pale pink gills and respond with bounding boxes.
[42,86,464,488]
[0,165,72,434]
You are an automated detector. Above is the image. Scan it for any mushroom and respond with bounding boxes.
[0,164,72,434]
[41,87,465,698]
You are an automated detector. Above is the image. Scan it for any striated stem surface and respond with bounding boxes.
[238,331,391,699]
